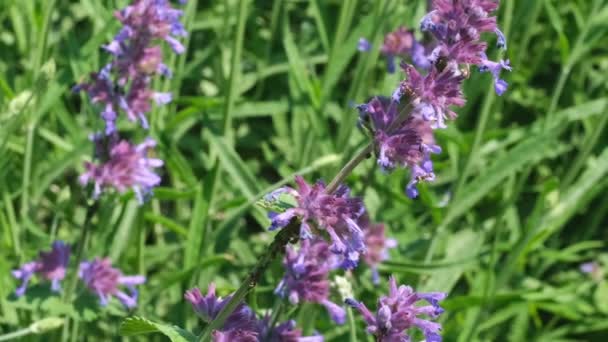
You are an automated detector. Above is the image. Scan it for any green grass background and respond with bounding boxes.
[1,0,608,341]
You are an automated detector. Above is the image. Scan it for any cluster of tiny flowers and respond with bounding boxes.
[268,176,367,269]
[79,136,163,203]
[12,242,145,309]
[185,284,322,341]
[346,276,446,342]
[74,0,187,203]
[359,27,431,72]
[275,238,346,324]
[12,241,70,296]
[357,96,441,198]
[79,258,146,309]
[360,217,397,284]
[357,0,510,198]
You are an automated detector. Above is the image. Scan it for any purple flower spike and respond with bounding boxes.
[358,96,441,198]
[12,241,71,296]
[346,276,447,342]
[79,138,163,203]
[74,0,187,132]
[276,239,346,324]
[401,63,466,129]
[268,176,367,269]
[185,284,260,341]
[422,0,500,65]
[361,220,397,284]
[79,258,145,309]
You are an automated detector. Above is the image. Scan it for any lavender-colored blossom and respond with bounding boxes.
[276,239,346,324]
[357,96,441,198]
[185,284,259,341]
[185,285,322,341]
[79,258,145,309]
[358,38,372,52]
[361,219,397,284]
[259,318,324,342]
[420,0,511,94]
[75,0,187,132]
[580,261,604,282]
[580,262,598,274]
[399,63,466,129]
[11,241,70,296]
[380,27,431,73]
[268,176,367,269]
[79,137,163,203]
[346,276,446,342]
[479,54,512,96]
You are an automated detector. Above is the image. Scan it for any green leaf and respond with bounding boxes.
[444,131,557,227]
[419,229,483,293]
[120,316,196,342]
[529,148,608,250]
[594,281,608,314]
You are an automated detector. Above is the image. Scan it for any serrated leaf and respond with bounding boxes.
[120,316,196,342]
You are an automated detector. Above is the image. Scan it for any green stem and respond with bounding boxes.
[221,0,249,144]
[0,327,33,342]
[20,121,35,220]
[325,143,373,194]
[62,203,97,303]
[60,202,97,341]
[347,307,359,342]
[0,317,63,341]
[561,104,608,187]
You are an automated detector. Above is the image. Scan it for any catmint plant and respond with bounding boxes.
[199,1,510,341]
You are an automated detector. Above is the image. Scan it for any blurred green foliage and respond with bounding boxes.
[1,0,608,341]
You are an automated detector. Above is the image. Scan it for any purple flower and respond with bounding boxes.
[358,96,441,198]
[79,258,145,309]
[12,241,70,296]
[185,285,325,341]
[276,239,346,324]
[346,276,447,342]
[259,319,324,342]
[361,219,397,284]
[79,137,163,203]
[380,27,431,73]
[421,0,501,65]
[185,284,259,341]
[418,0,511,96]
[400,63,466,129]
[74,0,187,133]
[358,38,372,52]
[479,54,512,95]
[580,262,598,274]
[12,262,38,297]
[268,176,367,269]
